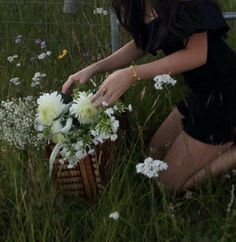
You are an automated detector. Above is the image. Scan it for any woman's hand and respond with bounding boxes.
[62,64,96,94]
[91,68,133,107]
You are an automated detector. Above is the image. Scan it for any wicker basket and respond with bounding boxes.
[47,112,128,201]
[47,141,115,201]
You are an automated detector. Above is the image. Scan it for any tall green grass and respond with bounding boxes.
[1,0,236,241]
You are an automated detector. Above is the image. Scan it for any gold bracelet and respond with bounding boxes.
[129,64,141,82]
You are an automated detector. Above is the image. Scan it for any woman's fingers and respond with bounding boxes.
[92,88,115,107]
[62,76,75,94]
[91,87,107,103]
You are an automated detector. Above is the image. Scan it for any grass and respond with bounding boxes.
[1,0,236,241]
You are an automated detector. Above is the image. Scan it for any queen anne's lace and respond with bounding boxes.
[0,97,42,149]
[153,74,177,90]
[136,157,168,178]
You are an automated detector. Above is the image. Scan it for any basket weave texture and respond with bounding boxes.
[47,140,115,201]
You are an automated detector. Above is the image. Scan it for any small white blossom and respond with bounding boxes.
[7,55,18,63]
[31,72,46,87]
[110,133,118,141]
[136,157,168,178]
[102,10,108,15]
[105,108,114,117]
[93,7,108,15]
[128,104,133,112]
[38,52,47,60]
[40,40,47,49]
[37,51,51,60]
[109,211,120,220]
[153,74,177,90]
[46,51,52,56]
[16,63,21,67]
[10,77,20,85]
[15,35,24,44]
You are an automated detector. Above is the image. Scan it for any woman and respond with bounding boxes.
[62,0,236,192]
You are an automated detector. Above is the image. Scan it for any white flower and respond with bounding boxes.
[93,7,108,15]
[136,157,168,178]
[51,120,65,144]
[109,211,120,220]
[38,52,47,60]
[88,149,95,155]
[70,92,98,124]
[16,63,21,67]
[111,119,119,133]
[7,55,18,63]
[128,104,133,112]
[10,77,20,85]
[31,72,46,87]
[105,108,114,117]
[102,10,108,15]
[37,92,67,126]
[110,133,118,141]
[153,74,177,90]
[46,51,52,56]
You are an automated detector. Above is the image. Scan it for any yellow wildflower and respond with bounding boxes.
[58,48,68,59]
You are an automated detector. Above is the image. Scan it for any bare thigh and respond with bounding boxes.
[159,131,234,191]
[147,107,184,159]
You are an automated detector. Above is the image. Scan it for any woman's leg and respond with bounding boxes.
[146,107,184,160]
[183,143,236,189]
[158,131,233,192]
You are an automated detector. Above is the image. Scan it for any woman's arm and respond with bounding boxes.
[92,32,208,106]
[93,40,146,74]
[134,32,208,80]
[62,40,145,93]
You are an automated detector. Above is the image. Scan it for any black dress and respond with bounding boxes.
[140,0,236,145]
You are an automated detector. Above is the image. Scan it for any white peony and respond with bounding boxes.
[70,92,98,124]
[37,92,67,126]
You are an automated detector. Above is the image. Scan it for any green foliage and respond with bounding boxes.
[0,0,236,241]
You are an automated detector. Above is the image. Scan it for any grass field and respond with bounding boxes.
[1,0,236,241]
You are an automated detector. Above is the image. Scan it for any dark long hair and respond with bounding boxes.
[111,0,221,49]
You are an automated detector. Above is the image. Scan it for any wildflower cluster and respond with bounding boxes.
[7,55,19,63]
[35,90,131,175]
[93,7,108,15]
[38,51,52,60]
[153,74,177,90]
[136,157,168,178]
[31,72,47,87]
[0,97,42,150]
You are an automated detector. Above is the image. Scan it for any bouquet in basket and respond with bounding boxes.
[35,89,132,176]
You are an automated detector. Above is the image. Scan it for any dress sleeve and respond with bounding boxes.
[177,0,229,38]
